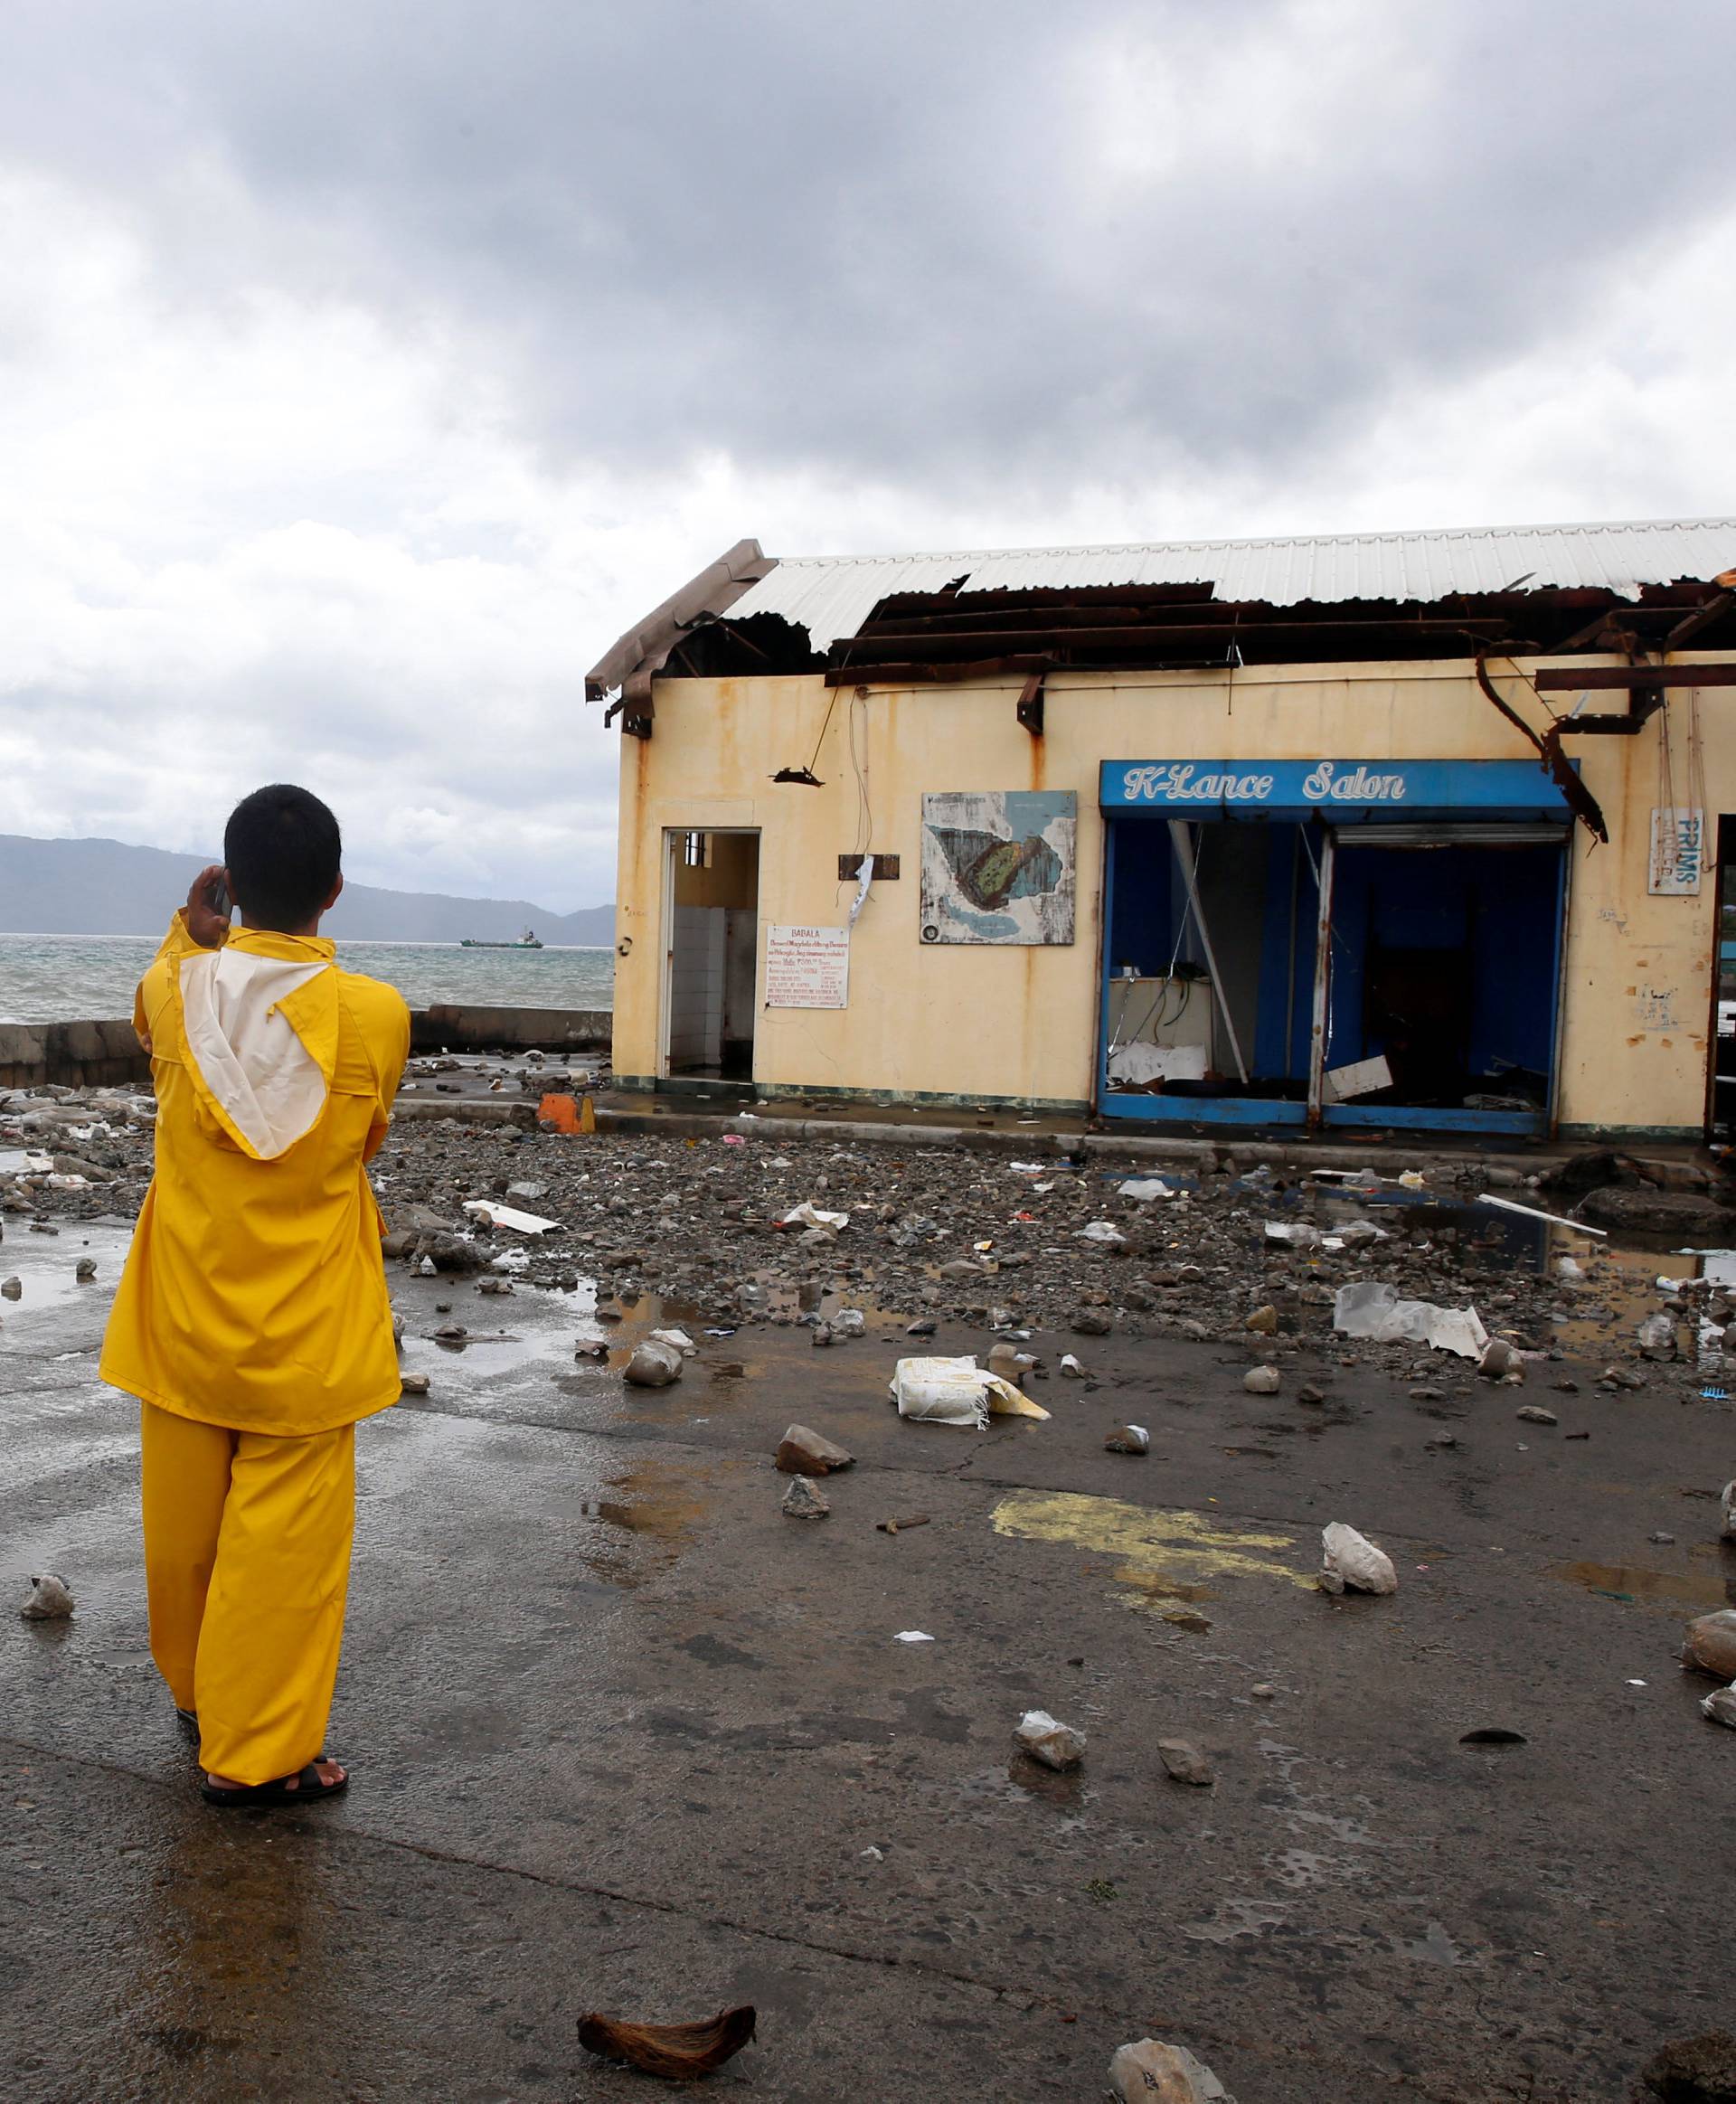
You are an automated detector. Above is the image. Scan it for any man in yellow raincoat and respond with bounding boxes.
[100,784,410,1807]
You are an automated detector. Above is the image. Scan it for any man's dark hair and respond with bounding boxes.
[224,785,343,931]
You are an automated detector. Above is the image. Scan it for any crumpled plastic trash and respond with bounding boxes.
[1703,1682,1736,1728]
[1326,1219,1388,1250]
[1320,1522,1398,1596]
[649,1327,697,1354]
[1683,1609,1736,1679]
[1075,1220,1128,1245]
[1265,1220,1322,1247]
[463,1199,559,1235]
[782,1201,849,1233]
[1118,1178,1175,1202]
[1637,1311,1678,1359]
[1109,2039,1236,2103]
[1014,1709,1085,1769]
[889,1357,1049,1427]
[1333,1280,1488,1359]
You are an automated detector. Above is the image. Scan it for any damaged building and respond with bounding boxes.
[587,519,1736,1142]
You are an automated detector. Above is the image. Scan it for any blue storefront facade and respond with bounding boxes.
[1098,759,1575,1136]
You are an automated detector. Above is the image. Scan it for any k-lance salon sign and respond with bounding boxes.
[1099,759,1570,813]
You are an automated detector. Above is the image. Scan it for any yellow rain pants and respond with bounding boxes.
[141,1401,355,1786]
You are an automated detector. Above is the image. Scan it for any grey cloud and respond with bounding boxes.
[11,0,1736,502]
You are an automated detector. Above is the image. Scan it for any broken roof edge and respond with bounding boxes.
[585,538,776,703]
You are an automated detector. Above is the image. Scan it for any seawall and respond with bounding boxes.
[1,1006,613,1089]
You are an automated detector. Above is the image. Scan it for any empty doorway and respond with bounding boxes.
[663,829,760,1082]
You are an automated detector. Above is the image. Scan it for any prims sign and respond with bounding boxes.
[1099,758,1573,815]
[1118,761,1404,806]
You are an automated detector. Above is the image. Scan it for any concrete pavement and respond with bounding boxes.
[4,1212,1734,2101]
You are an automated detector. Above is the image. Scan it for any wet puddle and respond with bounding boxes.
[991,1488,1312,1593]
[0,1220,135,1362]
[1551,1557,1735,1609]
[575,1455,741,1589]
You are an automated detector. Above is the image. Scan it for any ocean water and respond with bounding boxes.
[0,933,615,1024]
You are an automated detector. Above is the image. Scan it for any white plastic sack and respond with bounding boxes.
[1333,1280,1488,1360]
[1118,1177,1175,1202]
[889,1356,1047,1428]
[782,1201,849,1232]
[623,1337,684,1388]
[1076,1220,1128,1245]
[1320,1522,1398,1596]
[1265,1220,1322,1248]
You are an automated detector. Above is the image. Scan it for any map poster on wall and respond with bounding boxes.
[920,790,1077,945]
[764,923,850,1007]
[1649,807,1705,895]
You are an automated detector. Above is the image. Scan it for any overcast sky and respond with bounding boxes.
[4,0,1734,910]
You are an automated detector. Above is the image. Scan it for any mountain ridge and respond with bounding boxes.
[0,833,616,945]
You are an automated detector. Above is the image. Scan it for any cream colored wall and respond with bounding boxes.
[611,658,1733,1130]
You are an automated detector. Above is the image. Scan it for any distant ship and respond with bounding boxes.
[459,927,543,949]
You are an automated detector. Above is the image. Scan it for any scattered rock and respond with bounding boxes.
[780,1475,831,1520]
[1156,1738,1213,1786]
[1320,1522,1398,1596]
[1109,2038,1237,2103]
[774,1425,854,1476]
[1242,1366,1280,1395]
[1060,1353,1086,1378]
[1516,1405,1558,1425]
[19,1573,74,1620]
[1245,1305,1278,1334]
[1722,1479,1736,1543]
[1105,1425,1150,1455]
[74,1257,97,1282]
[1650,1532,1676,1546]
[1297,1383,1324,1405]
[1250,1683,1275,1700]
[1638,2028,1736,2100]
[399,1373,430,1395]
[1014,1709,1085,1770]
[1071,1308,1113,1336]
[831,1307,866,1338]
[624,1337,684,1387]
[0,1277,19,1299]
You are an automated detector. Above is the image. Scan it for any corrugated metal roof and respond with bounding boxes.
[721,519,1736,655]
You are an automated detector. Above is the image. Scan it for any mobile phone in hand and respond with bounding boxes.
[208,876,231,918]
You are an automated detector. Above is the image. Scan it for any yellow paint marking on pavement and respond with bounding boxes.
[991,1488,1313,1590]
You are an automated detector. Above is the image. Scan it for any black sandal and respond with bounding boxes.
[202,1760,348,1808]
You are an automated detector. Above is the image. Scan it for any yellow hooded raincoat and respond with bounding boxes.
[101,912,410,1436]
